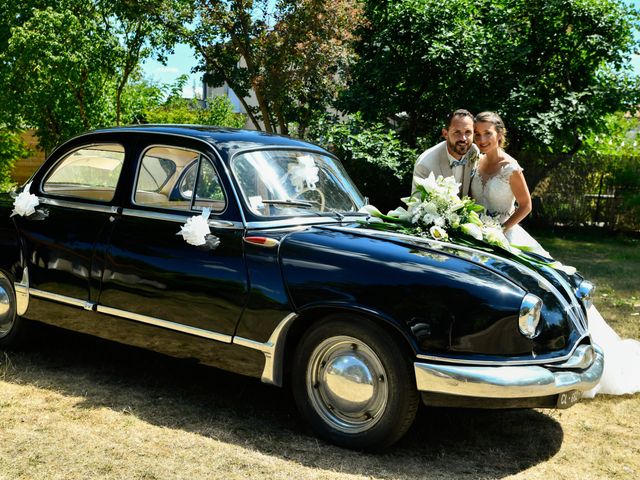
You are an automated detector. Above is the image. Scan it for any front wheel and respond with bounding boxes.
[292,315,419,450]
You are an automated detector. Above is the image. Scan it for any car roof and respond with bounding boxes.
[84,125,327,159]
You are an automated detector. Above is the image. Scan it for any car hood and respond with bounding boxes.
[278,221,588,361]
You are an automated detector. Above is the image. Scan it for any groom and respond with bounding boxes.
[412,109,479,197]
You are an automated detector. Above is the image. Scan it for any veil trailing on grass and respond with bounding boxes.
[582,306,640,397]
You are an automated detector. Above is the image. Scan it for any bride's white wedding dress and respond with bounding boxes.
[471,160,640,397]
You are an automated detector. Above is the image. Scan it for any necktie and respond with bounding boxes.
[451,158,467,168]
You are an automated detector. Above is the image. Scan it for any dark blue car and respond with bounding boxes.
[0,126,603,449]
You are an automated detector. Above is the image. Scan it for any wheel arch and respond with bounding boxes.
[280,304,419,389]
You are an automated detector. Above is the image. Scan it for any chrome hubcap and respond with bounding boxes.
[0,284,15,338]
[307,335,388,433]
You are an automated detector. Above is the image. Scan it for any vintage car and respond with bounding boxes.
[0,125,603,449]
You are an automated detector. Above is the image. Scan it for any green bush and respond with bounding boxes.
[144,96,246,129]
[307,114,417,212]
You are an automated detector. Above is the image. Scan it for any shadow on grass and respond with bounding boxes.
[3,322,564,479]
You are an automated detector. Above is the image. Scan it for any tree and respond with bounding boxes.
[187,0,362,135]
[342,0,640,156]
[1,5,117,152]
[105,0,195,124]
[139,75,246,127]
[0,1,193,152]
[307,113,418,212]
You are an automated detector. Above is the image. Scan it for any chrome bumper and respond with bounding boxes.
[414,345,604,399]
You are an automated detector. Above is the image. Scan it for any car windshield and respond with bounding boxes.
[231,150,365,217]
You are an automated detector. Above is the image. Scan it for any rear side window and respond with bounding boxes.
[43,144,125,202]
[134,146,226,212]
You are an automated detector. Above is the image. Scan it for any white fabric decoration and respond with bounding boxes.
[249,195,265,211]
[177,208,212,246]
[11,182,40,217]
[288,155,319,192]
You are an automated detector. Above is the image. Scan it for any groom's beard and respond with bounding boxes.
[448,139,471,157]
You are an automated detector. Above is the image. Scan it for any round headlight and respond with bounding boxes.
[576,280,595,310]
[519,294,542,339]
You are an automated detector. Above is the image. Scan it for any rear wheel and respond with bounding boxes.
[292,315,419,450]
[0,273,26,349]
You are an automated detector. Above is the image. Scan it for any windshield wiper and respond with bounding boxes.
[262,199,314,207]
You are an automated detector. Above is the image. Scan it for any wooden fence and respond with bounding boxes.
[530,155,640,233]
[12,130,45,184]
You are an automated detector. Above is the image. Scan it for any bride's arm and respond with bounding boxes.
[503,170,532,231]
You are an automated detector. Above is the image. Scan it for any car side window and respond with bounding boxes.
[134,146,226,212]
[42,144,125,202]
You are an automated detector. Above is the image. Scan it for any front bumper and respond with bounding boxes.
[414,344,603,403]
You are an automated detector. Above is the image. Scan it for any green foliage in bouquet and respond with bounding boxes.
[359,173,573,273]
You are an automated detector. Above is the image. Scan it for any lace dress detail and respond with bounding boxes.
[471,161,522,223]
[470,161,549,256]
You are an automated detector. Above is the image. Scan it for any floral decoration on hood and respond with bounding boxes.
[359,173,573,273]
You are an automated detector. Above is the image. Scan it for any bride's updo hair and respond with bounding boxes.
[475,111,508,148]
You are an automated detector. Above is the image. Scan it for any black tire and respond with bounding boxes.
[0,273,27,349]
[291,314,419,450]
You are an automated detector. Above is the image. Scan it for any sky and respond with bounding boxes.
[141,2,640,100]
[141,43,202,99]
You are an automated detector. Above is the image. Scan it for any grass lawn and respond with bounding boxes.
[0,227,638,480]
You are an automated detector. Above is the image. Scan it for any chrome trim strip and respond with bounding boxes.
[121,208,241,228]
[245,215,366,229]
[233,312,298,386]
[416,335,590,366]
[27,285,232,343]
[96,305,233,343]
[30,288,96,310]
[38,197,119,214]
[542,265,588,333]
[214,149,247,228]
[414,345,603,398]
[554,344,595,369]
[14,267,29,316]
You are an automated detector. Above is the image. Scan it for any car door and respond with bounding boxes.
[98,143,248,340]
[14,143,125,303]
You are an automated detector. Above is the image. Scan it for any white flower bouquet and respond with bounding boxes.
[359,173,570,272]
[359,173,511,251]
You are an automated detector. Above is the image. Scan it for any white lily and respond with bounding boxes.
[413,172,439,195]
[429,225,449,240]
[460,222,483,240]
[387,206,410,221]
[358,204,384,217]
[483,226,510,249]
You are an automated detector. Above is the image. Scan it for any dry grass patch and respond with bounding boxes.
[1,227,639,479]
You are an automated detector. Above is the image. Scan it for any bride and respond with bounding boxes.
[471,111,640,397]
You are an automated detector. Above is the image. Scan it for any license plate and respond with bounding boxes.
[557,390,581,409]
